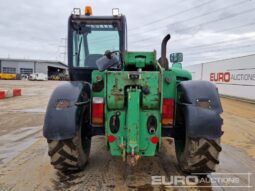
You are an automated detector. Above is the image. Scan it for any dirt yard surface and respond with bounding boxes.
[0,80,254,191]
[0,80,60,136]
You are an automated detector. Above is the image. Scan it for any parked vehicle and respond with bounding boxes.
[43,6,223,174]
[29,73,48,81]
[0,73,17,80]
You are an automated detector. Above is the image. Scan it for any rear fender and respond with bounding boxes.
[43,81,91,140]
[177,80,223,140]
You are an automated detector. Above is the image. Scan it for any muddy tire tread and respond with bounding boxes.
[47,134,88,172]
[179,138,221,173]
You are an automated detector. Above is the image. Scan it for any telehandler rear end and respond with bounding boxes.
[43,7,223,173]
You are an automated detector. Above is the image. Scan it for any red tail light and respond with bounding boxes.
[92,97,104,126]
[151,136,159,144]
[108,135,116,143]
[162,98,174,126]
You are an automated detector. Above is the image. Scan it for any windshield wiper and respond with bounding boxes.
[77,37,83,66]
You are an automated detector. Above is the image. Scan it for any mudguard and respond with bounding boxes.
[177,80,223,139]
[43,81,91,140]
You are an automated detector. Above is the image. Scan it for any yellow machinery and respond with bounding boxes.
[0,73,17,80]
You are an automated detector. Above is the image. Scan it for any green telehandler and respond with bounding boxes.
[43,6,223,173]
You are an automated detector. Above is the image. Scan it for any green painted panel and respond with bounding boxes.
[90,51,193,159]
[91,70,106,98]
[106,71,160,110]
[124,51,156,68]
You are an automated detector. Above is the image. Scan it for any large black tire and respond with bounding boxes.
[175,137,221,173]
[47,128,91,172]
[174,80,223,174]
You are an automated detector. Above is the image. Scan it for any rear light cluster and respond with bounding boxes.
[162,98,174,126]
[92,97,104,126]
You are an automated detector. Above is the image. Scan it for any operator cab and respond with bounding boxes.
[68,7,127,81]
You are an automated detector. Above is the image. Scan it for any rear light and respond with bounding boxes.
[151,136,159,144]
[108,135,116,143]
[92,97,104,126]
[162,98,174,126]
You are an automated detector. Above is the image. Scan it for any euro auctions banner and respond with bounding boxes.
[209,69,255,86]
[200,54,255,100]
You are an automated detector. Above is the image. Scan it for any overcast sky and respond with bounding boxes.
[0,0,255,65]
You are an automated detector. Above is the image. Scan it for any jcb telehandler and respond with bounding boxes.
[43,7,223,173]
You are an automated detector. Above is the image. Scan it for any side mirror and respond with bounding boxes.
[96,53,119,71]
[170,53,183,63]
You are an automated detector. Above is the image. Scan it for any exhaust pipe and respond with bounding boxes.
[160,34,171,70]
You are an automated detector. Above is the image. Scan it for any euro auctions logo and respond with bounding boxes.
[151,173,253,188]
[210,72,231,83]
[210,71,255,83]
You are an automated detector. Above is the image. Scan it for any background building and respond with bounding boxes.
[0,58,68,76]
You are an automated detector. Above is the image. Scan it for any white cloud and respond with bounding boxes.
[0,0,254,65]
